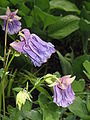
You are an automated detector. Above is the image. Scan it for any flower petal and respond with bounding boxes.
[30,34,55,62]
[10,41,25,53]
[23,44,42,67]
[3,20,21,35]
[20,29,31,42]
[6,7,11,16]
[0,15,8,20]
[13,15,21,21]
[12,9,18,15]
[62,75,76,86]
[53,76,75,107]
[53,86,62,106]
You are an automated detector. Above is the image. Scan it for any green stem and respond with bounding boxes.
[3,19,9,118]
[6,51,16,72]
[29,77,43,94]
[5,48,11,68]
[4,19,9,68]
[29,86,36,94]
[2,78,5,118]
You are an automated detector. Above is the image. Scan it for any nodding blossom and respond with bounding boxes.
[53,75,75,107]
[10,29,55,67]
[0,7,21,35]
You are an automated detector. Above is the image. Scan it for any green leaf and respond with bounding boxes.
[18,3,30,15]
[72,79,85,92]
[0,68,4,78]
[72,54,90,78]
[48,15,80,39]
[0,0,9,7]
[0,90,2,112]
[36,85,52,100]
[43,103,60,120]
[80,19,90,32]
[65,115,76,120]
[38,93,60,120]
[12,87,23,92]
[8,105,23,120]
[69,97,90,120]
[23,110,42,120]
[84,1,90,11]
[38,93,49,109]
[35,0,50,11]
[24,16,33,28]
[81,8,90,22]
[30,110,42,120]
[50,0,80,13]
[0,7,6,15]
[0,7,6,26]
[0,113,9,120]
[56,51,72,75]
[33,6,62,29]
[9,0,26,5]
[86,95,90,113]
[22,101,32,112]
[83,60,90,74]
[83,60,90,79]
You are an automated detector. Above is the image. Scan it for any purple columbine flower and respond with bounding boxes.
[0,7,21,35]
[53,75,75,107]
[10,29,55,67]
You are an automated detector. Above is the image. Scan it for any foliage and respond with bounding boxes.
[0,0,90,120]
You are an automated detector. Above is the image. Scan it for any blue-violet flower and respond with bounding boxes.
[53,75,75,107]
[0,7,21,34]
[10,29,55,67]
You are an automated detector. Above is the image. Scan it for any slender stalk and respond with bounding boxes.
[29,77,43,94]
[2,77,5,119]
[3,19,9,119]
[4,19,9,68]
[6,52,16,72]
[29,86,36,94]
[5,48,11,67]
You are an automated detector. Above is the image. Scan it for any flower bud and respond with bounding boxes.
[16,90,30,110]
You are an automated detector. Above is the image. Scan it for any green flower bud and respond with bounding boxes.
[16,90,30,110]
[44,74,58,87]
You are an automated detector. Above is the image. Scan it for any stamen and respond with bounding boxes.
[18,31,26,40]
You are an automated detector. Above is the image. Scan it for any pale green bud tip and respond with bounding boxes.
[16,90,30,110]
[44,74,58,87]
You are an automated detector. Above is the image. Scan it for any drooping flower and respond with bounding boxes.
[0,7,21,35]
[53,75,75,107]
[16,90,31,110]
[10,29,55,67]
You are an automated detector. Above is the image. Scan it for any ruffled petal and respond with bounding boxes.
[54,86,62,106]
[3,20,21,35]
[23,44,42,67]
[30,34,55,63]
[53,78,75,107]
[0,7,21,35]
[11,28,55,67]
[31,34,55,54]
